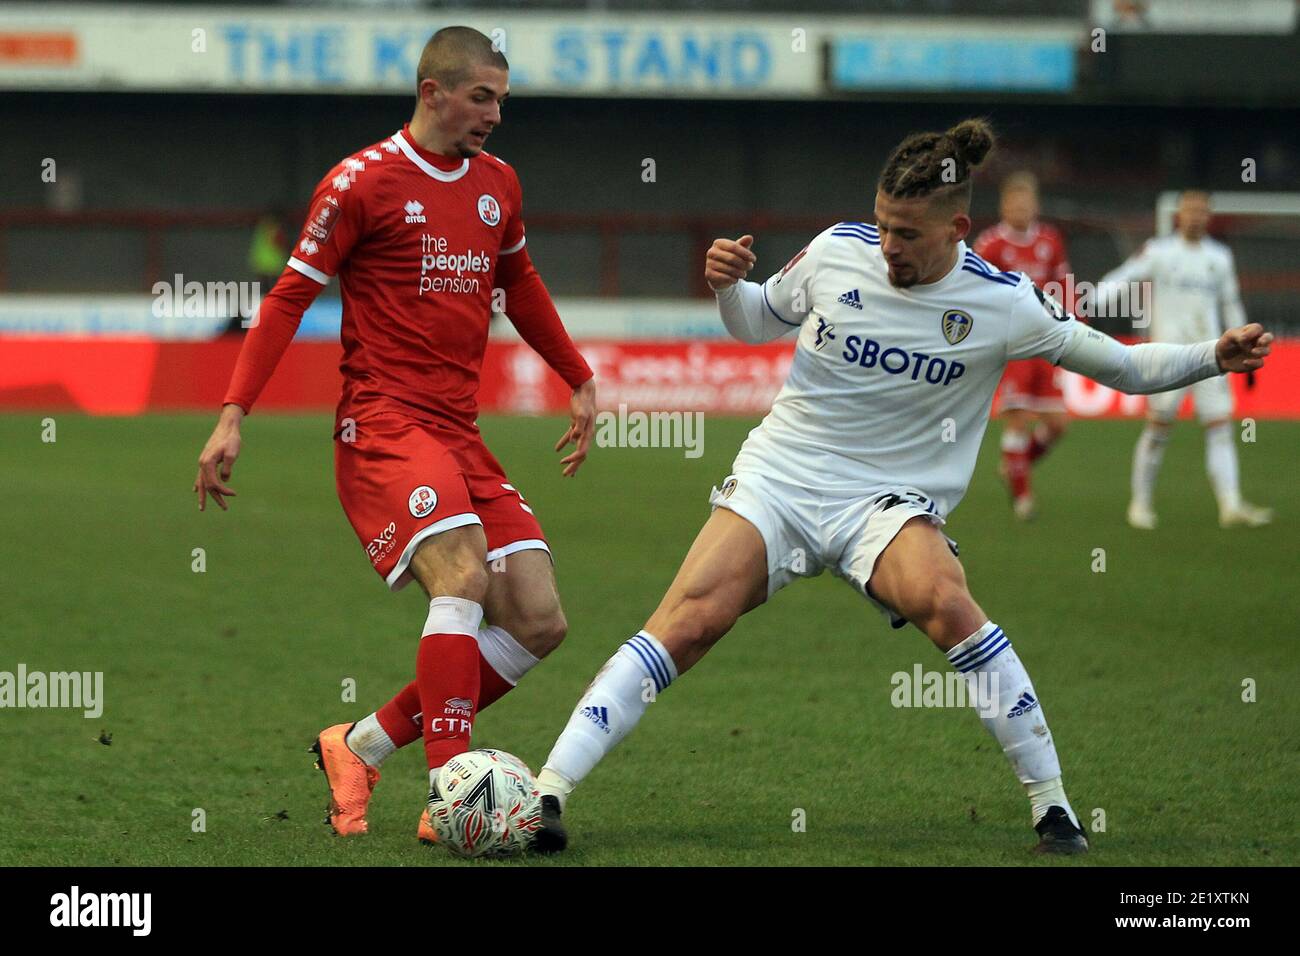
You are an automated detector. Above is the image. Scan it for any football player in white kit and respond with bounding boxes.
[531,122,1272,856]
[1099,190,1273,530]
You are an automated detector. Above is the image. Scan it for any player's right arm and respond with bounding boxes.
[194,166,364,511]
[708,231,822,344]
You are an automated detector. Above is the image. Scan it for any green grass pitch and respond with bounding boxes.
[1,412,1295,866]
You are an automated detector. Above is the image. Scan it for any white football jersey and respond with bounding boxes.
[1098,235,1244,344]
[732,222,1078,515]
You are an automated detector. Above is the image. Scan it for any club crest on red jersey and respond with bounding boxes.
[477,194,501,227]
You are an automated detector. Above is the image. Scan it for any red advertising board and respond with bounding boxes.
[1,336,1296,418]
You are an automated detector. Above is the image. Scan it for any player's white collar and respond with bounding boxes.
[391,130,470,182]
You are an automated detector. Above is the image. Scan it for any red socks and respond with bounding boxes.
[416,598,484,770]
[1001,426,1059,500]
[376,654,518,749]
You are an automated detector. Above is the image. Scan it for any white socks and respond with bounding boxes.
[1131,424,1169,509]
[1205,422,1242,512]
[946,621,1080,828]
[1001,428,1029,454]
[346,713,396,768]
[537,631,677,808]
[476,624,540,686]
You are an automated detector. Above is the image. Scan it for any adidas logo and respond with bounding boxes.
[1007,691,1039,718]
[580,705,610,734]
[837,288,862,309]
[404,200,427,224]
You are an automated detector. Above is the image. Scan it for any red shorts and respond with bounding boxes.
[998,358,1066,414]
[335,413,547,590]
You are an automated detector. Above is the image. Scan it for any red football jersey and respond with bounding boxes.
[288,124,530,428]
[972,221,1073,313]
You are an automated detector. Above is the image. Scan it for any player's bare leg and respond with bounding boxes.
[1201,416,1273,528]
[532,508,769,851]
[1128,414,1172,529]
[999,406,1038,520]
[869,517,1088,853]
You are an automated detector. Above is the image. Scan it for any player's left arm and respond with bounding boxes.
[1057,321,1271,394]
[1009,277,1271,394]
[495,171,595,476]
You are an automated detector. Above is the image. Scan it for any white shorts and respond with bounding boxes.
[708,472,958,630]
[1146,375,1233,424]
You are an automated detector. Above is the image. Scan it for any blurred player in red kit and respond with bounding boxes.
[973,172,1072,520]
[192,27,596,844]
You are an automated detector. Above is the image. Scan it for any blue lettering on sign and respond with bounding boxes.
[222,26,251,78]
[840,335,965,386]
[374,32,419,84]
[601,31,629,85]
[635,34,672,82]
[549,30,771,89]
[680,36,721,83]
[221,25,345,85]
[314,30,345,84]
[729,33,770,87]
[553,31,587,85]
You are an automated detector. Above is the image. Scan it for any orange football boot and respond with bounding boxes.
[310,723,380,836]
[418,806,440,844]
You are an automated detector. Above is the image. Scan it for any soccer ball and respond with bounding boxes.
[427,749,542,858]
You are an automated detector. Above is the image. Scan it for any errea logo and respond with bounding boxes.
[404,200,427,224]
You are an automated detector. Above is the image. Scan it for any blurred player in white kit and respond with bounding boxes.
[1099,190,1273,530]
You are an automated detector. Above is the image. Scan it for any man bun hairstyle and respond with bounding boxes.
[877,118,996,211]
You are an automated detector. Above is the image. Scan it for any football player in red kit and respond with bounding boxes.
[973,172,1072,520]
[192,27,596,843]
